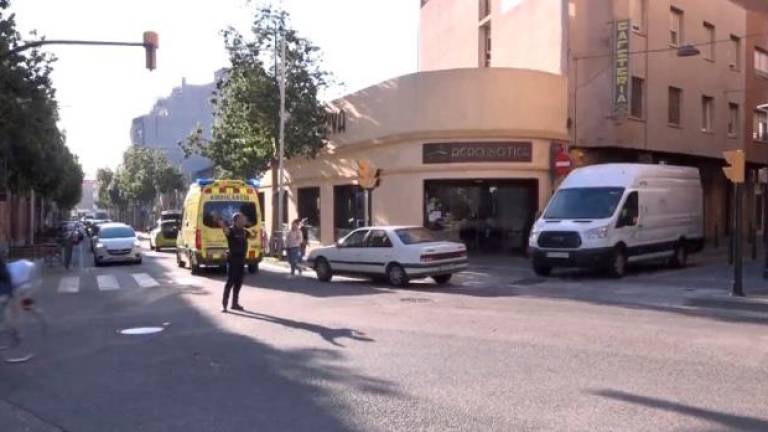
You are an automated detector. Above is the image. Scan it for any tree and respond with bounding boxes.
[95,167,114,208]
[181,5,332,231]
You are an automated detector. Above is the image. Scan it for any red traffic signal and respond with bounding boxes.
[143,31,159,71]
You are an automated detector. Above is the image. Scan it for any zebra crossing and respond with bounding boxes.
[55,272,178,294]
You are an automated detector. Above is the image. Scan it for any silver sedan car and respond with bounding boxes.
[93,223,143,266]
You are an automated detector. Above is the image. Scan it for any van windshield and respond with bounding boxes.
[202,201,258,228]
[544,187,625,220]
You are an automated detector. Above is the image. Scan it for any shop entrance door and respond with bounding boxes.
[424,179,538,254]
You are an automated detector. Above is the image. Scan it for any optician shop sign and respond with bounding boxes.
[614,19,631,117]
[422,141,532,164]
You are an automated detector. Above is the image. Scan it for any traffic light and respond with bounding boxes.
[357,160,381,189]
[143,31,158,71]
[723,149,745,183]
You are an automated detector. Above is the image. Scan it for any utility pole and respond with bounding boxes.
[276,34,287,235]
[723,149,745,296]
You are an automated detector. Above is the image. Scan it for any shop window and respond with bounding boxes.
[333,184,365,240]
[728,103,739,137]
[754,110,768,142]
[730,35,741,70]
[701,95,714,132]
[754,47,768,75]
[630,77,644,119]
[479,23,491,68]
[424,179,538,254]
[257,192,265,222]
[670,7,683,46]
[631,0,645,33]
[703,22,715,61]
[668,87,682,126]
[297,187,320,242]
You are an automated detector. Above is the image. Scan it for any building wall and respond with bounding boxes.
[419,0,567,74]
[745,9,768,162]
[76,180,97,213]
[571,0,748,160]
[130,76,216,180]
[259,68,568,244]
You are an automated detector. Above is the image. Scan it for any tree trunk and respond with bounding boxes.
[270,158,279,234]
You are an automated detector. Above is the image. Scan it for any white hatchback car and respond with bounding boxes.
[307,226,468,286]
[93,223,143,266]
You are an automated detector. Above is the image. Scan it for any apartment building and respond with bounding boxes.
[419,0,768,243]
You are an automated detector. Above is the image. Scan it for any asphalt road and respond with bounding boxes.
[1,243,767,431]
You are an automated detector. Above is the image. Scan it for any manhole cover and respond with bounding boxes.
[400,297,432,303]
[509,278,546,286]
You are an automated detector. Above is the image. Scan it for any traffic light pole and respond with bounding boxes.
[733,183,745,296]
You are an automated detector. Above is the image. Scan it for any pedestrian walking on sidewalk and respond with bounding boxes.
[286,219,304,277]
[219,213,253,312]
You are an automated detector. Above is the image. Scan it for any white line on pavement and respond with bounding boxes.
[174,277,196,286]
[96,275,120,291]
[58,276,80,293]
[132,273,159,288]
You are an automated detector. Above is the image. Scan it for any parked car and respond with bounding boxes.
[307,226,468,287]
[529,163,704,277]
[149,219,180,251]
[93,223,142,266]
[89,221,111,252]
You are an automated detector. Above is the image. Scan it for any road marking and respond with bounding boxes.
[132,273,159,288]
[174,277,196,286]
[97,275,120,291]
[58,276,80,293]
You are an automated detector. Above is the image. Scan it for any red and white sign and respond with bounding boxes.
[553,150,574,177]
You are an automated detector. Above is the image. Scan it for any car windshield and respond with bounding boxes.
[99,226,136,239]
[544,187,625,220]
[202,201,258,228]
[395,227,440,245]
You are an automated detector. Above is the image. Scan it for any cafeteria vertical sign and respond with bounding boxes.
[614,19,631,117]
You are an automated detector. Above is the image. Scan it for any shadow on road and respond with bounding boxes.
[589,389,768,431]
[228,310,375,347]
[0,253,400,432]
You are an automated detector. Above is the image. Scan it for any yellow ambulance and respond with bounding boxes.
[176,179,265,274]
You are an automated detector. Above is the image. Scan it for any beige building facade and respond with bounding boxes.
[419,0,768,243]
[260,69,568,252]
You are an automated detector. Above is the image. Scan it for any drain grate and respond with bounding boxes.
[400,297,433,303]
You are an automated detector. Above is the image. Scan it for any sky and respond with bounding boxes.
[9,0,419,179]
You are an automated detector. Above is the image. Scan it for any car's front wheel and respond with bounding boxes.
[387,263,409,287]
[315,257,332,282]
[432,274,452,285]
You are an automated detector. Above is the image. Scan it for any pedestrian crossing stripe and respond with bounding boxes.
[131,273,159,288]
[58,276,80,293]
[96,275,120,291]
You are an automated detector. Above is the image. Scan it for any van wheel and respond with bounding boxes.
[387,263,409,287]
[670,242,687,268]
[189,253,201,275]
[532,261,552,276]
[608,248,627,278]
[315,258,332,282]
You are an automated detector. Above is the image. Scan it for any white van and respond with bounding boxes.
[529,163,703,277]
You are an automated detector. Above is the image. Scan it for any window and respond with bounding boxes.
[670,8,683,46]
[703,22,715,60]
[366,230,393,248]
[668,87,682,125]
[701,96,714,132]
[617,192,639,228]
[479,0,490,20]
[257,192,265,222]
[297,187,320,242]
[544,187,625,220]
[631,0,645,32]
[730,35,741,69]
[395,228,440,245]
[340,229,369,248]
[630,77,644,118]
[333,184,365,239]
[728,103,739,136]
[754,110,768,142]
[479,23,491,68]
[755,48,768,75]
[98,226,136,239]
[203,201,258,228]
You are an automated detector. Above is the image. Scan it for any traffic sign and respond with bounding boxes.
[553,149,574,177]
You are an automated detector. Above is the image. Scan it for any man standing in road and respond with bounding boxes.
[219,213,253,312]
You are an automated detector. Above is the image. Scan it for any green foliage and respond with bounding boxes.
[180,4,331,179]
[98,147,185,209]
[0,0,83,209]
